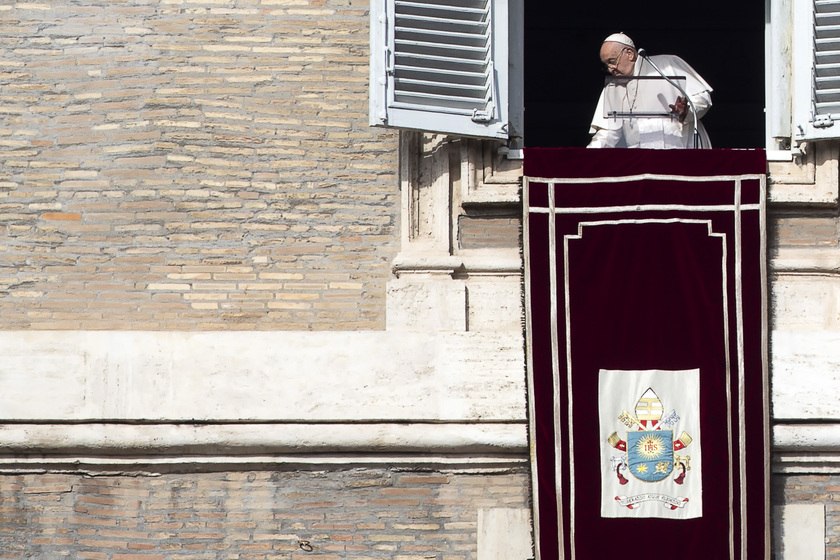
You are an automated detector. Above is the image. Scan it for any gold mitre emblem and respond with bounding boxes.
[634,387,664,424]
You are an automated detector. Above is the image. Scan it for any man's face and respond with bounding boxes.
[600,42,636,76]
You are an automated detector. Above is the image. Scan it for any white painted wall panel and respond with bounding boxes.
[0,331,525,422]
[773,504,825,560]
[772,330,840,419]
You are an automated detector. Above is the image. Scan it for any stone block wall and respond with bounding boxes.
[0,467,530,560]
[768,148,840,559]
[768,209,840,333]
[0,1,399,330]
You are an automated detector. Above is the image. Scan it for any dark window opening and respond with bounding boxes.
[524,0,766,149]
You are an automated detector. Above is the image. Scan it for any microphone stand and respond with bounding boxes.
[637,49,700,149]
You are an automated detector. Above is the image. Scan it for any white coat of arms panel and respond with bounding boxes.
[598,369,702,519]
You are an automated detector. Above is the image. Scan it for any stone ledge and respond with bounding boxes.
[773,423,840,473]
[0,422,528,455]
[0,422,530,473]
[0,456,531,476]
[773,452,840,474]
[774,423,840,451]
[392,251,522,276]
[768,141,839,207]
[772,247,840,274]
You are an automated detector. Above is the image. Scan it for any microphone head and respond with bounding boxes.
[637,48,649,58]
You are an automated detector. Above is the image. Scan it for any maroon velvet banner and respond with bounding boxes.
[523,148,769,560]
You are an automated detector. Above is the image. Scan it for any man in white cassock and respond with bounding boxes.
[587,32,713,149]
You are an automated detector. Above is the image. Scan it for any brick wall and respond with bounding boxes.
[771,213,840,249]
[458,216,520,250]
[0,467,530,559]
[0,1,399,330]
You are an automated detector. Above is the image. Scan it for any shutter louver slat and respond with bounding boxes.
[815,62,840,78]
[392,91,492,112]
[395,54,488,74]
[816,0,840,13]
[394,66,487,84]
[816,13,840,26]
[815,51,840,65]
[396,15,488,33]
[395,80,488,96]
[395,29,488,47]
[395,39,489,58]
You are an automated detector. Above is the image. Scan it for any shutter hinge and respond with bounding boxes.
[384,47,394,76]
[813,114,835,129]
[471,108,492,123]
[378,45,392,123]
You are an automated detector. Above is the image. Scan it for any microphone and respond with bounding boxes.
[638,49,700,148]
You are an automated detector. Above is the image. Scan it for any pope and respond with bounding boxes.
[587,32,713,149]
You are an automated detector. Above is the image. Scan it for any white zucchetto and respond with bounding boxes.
[603,32,635,49]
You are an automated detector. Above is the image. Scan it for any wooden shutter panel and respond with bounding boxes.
[815,2,840,116]
[370,0,511,139]
[796,0,840,139]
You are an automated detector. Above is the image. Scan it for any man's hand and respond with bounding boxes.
[670,96,689,123]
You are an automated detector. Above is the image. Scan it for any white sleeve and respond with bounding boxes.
[587,126,622,148]
[689,90,712,120]
[665,55,712,119]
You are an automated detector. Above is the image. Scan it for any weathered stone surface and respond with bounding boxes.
[0,330,526,422]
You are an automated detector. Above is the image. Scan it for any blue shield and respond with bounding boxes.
[627,430,674,482]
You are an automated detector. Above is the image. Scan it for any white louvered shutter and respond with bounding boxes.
[794,0,840,139]
[370,0,512,139]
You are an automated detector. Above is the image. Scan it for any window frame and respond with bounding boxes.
[372,0,813,153]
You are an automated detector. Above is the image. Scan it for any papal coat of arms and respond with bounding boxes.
[605,385,696,514]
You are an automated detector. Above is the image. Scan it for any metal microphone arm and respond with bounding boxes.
[637,49,700,148]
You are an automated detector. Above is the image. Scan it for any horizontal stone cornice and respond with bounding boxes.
[0,422,529,472]
[0,422,528,455]
[771,247,840,274]
[773,423,840,473]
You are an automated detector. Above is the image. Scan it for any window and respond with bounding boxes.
[524,1,765,149]
[370,0,839,153]
[369,0,522,140]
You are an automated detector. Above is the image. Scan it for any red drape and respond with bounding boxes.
[524,148,769,560]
